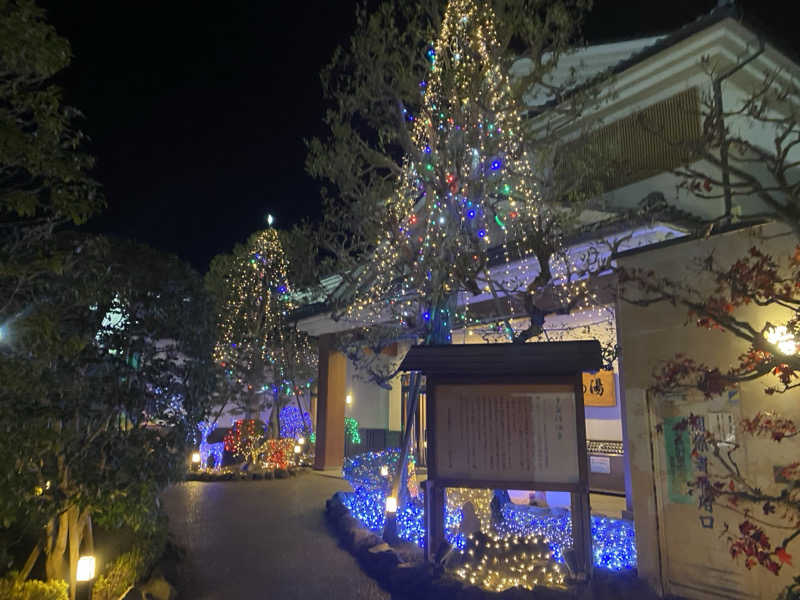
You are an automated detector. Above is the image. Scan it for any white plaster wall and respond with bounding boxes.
[346,359,390,430]
[388,374,403,432]
[618,223,800,598]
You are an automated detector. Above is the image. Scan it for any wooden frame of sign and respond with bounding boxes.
[399,341,600,578]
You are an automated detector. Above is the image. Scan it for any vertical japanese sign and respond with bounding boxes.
[663,416,693,504]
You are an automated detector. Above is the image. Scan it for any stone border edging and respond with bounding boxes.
[185,466,310,482]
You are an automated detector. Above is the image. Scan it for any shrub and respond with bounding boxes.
[91,525,167,600]
[0,575,68,600]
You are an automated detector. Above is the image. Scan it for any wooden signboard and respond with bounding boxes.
[400,341,601,578]
[433,383,580,486]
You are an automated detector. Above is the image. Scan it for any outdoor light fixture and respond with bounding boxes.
[297,436,305,445]
[293,444,301,454]
[765,325,797,355]
[385,496,398,514]
[267,214,275,226]
[346,394,353,405]
[76,555,95,582]
[191,452,201,464]
[380,465,389,477]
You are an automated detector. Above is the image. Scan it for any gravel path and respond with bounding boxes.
[161,471,389,600]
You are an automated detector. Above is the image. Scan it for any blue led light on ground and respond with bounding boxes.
[340,452,637,571]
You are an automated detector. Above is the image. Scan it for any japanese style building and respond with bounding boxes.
[297,7,799,598]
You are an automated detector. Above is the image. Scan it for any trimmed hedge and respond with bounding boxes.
[0,575,68,600]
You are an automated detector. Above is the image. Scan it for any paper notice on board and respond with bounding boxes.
[435,386,580,485]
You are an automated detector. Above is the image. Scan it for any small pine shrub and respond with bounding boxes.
[0,575,68,600]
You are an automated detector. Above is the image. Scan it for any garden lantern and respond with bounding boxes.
[76,555,95,581]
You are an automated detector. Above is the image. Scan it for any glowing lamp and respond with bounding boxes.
[345,394,353,405]
[297,436,305,445]
[76,555,95,582]
[380,465,389,477]
[191,452,201,464]
[266,214,274,226]
[385,496,398,514]
[293,444,301,454]
[765,325,797,355]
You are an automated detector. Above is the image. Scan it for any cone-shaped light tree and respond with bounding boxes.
[213,227,316,438]
[346,0,575,345]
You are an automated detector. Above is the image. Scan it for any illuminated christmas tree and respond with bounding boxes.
[213,228,316,436]
[346,0,553,344]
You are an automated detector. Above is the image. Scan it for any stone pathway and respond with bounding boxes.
[161,471,389,600]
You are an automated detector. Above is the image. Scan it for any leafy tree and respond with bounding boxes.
[1,0,103,339]
[0,238,216,597]
[0,0,102,225]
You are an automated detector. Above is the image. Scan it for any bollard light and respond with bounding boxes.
[380,465,389,477]
[297,436,305,445]
[385,496,398,514]
[191,451,201,464]
[76,555,95,582]
[293,444,302,454]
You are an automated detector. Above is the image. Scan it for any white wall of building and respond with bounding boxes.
[618,223,800,599]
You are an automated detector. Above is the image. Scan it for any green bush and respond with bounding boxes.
[91,525,167,600]
[0,574,68,600]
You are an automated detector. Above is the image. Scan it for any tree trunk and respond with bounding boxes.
[45,511,69,582]
[82,512,94,555]
[271,389,280,438]
[386,295,455,541]
[18,542,40,581]
[67,506,81,600]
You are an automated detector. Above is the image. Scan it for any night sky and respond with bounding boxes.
[40,0,793,272]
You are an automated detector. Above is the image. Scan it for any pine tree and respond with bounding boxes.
[213,228,316,437]
[346,0,569,345]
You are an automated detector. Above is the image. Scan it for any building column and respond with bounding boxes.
[314,334,346,470]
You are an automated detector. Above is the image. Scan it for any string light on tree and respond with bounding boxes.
[213,227,316,436]
[344,0,555,344]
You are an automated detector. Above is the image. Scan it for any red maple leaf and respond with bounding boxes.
[775,547,792,566]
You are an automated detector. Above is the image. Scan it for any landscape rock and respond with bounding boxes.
[350,528,382,552]
[387,561,433,596]
[138,574,176,600]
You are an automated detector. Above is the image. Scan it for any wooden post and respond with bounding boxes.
[572,372,593,578]
[423,480,445,562]
[384,371,421,541]
[314,334,347,470]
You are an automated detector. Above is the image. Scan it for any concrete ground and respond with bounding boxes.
[161,471,389,600]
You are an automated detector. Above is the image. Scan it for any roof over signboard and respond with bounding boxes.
[399,340,602,377]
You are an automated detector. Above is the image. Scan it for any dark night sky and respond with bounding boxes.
[39,1,794,272]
